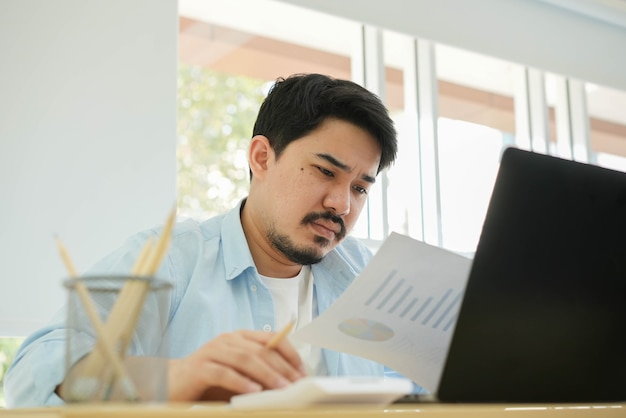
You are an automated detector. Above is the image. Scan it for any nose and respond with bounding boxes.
[323,184,351,217]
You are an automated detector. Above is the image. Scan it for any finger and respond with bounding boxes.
[269,337,307,377]
[237,329,305,374]
[208,343,294,390]
[227,331,305,380]
[168,357,261,402]
[197,361,263,395]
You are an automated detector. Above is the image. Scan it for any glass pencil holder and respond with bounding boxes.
[62,275,171,403]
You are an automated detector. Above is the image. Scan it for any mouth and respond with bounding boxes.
[302,212,346,242]
[309,221,339,240]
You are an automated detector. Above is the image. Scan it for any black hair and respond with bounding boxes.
[252,73,397,174]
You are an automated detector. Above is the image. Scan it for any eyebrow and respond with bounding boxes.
[315,153,376,184]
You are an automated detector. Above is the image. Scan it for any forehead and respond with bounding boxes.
[285,118,382,169]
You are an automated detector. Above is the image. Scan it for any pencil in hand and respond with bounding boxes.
[265,320,296,349]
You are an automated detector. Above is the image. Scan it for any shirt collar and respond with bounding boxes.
[221,199,256,280]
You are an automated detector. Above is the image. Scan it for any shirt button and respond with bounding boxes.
[263,324,272,332]
[250,285,257,292]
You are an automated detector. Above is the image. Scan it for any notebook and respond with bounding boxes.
[430,147,626,403]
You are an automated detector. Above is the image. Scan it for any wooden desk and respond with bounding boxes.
[1,402,624,418]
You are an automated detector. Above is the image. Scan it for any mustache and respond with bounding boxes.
[301,212,346,239]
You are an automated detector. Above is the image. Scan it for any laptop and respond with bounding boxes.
[427,147,626,403]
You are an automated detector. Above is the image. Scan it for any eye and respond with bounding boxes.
[316,166,334,177]
[353,185,368,195]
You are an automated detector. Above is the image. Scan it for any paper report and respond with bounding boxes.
[293,232,472,392]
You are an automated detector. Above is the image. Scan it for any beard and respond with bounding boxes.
[267,211,347,265]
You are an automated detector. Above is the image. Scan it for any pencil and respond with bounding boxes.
[265,320,296,349]
[55,206,176,401]
[55,238,139,401]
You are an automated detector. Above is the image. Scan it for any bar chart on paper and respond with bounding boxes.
[336,270,463,344]
[365,270,463,331]
[294,232,472,391]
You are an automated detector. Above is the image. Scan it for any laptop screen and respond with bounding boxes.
[438,147,626,403]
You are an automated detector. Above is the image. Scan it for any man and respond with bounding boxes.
[5,73,398,406]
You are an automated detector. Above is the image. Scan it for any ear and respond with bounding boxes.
[248,135,273,180]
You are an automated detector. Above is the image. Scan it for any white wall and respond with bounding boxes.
[0,1,178,336]
[274,0,626,91]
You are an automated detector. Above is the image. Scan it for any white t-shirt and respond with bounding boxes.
[259,266,326,375]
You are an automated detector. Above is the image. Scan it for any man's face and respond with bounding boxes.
[254,118,381,265]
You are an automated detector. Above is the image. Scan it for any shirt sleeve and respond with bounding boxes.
[4,322,67,407]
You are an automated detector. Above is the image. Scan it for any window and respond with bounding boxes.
[588,84,626,171]
[374,38,521,253]
[177,0,626,257]
[436,45,519,253]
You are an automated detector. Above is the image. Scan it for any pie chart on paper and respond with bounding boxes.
[338,318,395,341]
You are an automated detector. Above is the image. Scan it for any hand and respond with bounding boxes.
[167,329,307,402]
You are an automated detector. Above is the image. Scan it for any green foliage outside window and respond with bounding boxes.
[0,337,24,407]
[177,65,269,219]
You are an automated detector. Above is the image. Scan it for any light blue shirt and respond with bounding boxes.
[5,201,388,407]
